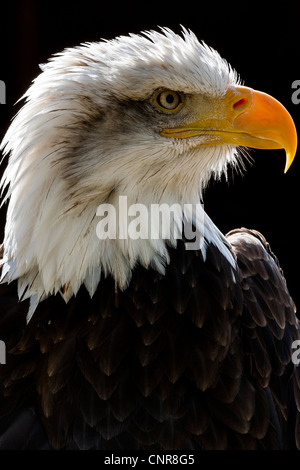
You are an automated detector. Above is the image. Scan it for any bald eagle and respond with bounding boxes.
[0,28,299,450]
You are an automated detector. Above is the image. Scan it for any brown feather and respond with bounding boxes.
[0,231,299,449]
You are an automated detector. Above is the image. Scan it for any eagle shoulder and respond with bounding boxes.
[227,227,300,448]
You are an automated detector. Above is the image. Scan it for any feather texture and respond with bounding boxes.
[0,231,299,449]
[0,28,298,450]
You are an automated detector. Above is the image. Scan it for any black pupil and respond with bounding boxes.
[166,94,174,104]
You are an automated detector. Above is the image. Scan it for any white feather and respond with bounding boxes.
[0,28,239,318]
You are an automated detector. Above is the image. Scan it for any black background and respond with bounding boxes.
[0,1,299,308]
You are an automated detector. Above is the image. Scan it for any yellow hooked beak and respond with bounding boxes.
[161,85,297,173]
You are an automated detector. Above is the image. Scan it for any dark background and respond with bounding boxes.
[0,1,299,308]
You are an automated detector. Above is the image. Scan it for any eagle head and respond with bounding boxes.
[0,28,297,320]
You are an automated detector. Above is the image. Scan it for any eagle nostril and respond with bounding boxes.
[233,98,248,109]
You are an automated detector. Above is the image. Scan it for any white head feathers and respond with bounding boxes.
[0,28,238,320]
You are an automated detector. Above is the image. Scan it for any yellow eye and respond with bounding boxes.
[155,90,182,111]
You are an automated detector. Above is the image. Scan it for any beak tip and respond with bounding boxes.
[284,150,296,174]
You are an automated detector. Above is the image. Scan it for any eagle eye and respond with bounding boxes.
[154,90,182,111]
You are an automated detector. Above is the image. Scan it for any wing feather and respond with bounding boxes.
[226,228,299,448]
[0,230,299,449]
